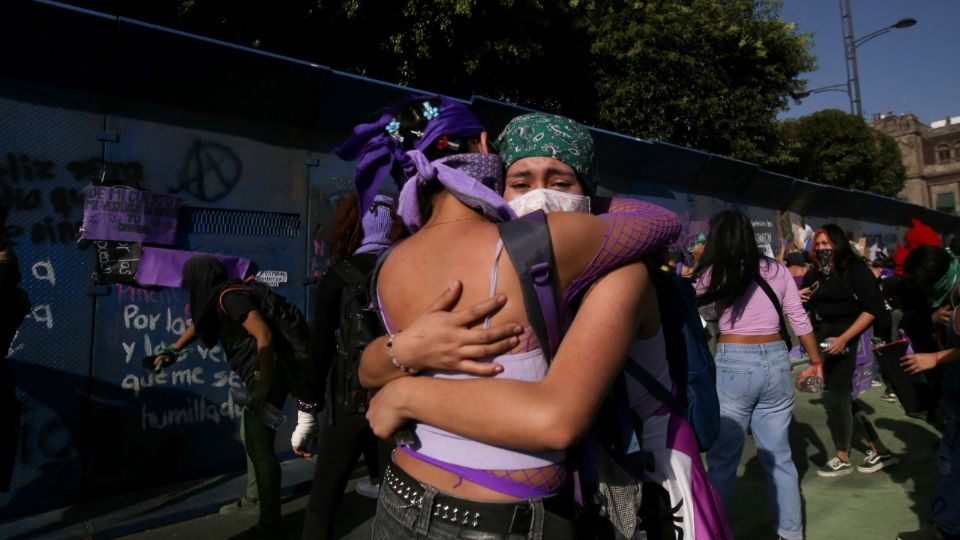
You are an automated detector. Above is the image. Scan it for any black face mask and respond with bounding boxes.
[816,249,833,276]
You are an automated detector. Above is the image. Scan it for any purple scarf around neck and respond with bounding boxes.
[396,150,514,233]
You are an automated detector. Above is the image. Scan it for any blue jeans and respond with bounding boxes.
[931,402,960,535]
[706,342,803,540]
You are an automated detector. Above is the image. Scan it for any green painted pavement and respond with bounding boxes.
[123,362,943,539]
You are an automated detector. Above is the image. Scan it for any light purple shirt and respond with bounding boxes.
[694,259,813,337]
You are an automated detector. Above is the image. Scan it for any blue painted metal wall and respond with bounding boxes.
[2,0,958,523]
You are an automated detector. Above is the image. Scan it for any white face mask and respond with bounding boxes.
[508,188,591,217]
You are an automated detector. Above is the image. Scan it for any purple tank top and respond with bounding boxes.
[379,241,564,497]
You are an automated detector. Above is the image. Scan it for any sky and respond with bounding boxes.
[778,0,960,125]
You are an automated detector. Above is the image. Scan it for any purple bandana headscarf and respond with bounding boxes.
[397,151,514,233]
[335,95,486,214]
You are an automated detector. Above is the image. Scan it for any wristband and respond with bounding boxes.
[387,332,418,374]
[297,399,319,414]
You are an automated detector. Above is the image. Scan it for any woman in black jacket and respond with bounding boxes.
[801,224,897,477]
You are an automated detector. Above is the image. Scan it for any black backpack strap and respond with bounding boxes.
[622,358,686,419]
[497,210,560,361]
[332,260,367,286]
[753,274,792,349]
[217,276,259,316]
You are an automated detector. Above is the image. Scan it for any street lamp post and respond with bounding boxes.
[793,3,916,116]
[792,84,848,100]
[840,0,915,117]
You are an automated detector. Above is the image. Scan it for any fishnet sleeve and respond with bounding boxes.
[563,198,680,304]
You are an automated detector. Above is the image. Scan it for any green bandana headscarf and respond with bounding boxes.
[931,252,960,307]
[494,113,598,193]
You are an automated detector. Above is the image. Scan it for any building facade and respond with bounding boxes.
[874,113,960,214]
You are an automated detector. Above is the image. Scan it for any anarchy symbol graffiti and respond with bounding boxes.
[172,141,242,202]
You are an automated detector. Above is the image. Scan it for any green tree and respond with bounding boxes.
[576,0,814,163]
[74,0,596,117]
[772,109,906,197]
[64,0,813,163]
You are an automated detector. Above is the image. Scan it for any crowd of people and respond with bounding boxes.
[6,95,949,539]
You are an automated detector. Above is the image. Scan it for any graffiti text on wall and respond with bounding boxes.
[0,152,143,246]
[116,296,244,430]
[21,258,56,330]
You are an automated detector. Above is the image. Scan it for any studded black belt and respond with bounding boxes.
[382,463,576,537]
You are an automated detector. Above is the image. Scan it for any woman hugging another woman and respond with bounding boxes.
[336,96,681,539]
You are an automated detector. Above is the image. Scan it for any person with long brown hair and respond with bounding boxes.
[692,210,821,540]
[801,223,897,477]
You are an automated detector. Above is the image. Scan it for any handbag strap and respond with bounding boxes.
[753,274,790,346]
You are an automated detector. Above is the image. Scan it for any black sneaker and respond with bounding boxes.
[881,392,898,403]
[816,457,852,477]
[857,449,897,473]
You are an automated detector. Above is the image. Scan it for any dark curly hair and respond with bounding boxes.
[392,97,479,162]
[328,193,362,264]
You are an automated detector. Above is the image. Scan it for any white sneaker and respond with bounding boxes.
[355,477,380,499]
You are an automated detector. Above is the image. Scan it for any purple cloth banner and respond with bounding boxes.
[81,185,181,245]
[136,246,250,288]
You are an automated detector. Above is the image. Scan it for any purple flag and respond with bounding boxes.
[81,185,181,245]
[136,246,250,288]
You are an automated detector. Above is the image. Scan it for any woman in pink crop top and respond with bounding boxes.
[692,210,822,540]
[336,98,679,539]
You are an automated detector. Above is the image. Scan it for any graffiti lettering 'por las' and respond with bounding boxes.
[172,141,242,202]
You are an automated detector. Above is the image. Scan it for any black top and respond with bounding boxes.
[802,259,884,329]
[217,287,260,383]
[311,253,377,395]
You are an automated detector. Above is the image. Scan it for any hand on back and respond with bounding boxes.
[389,281,522,375]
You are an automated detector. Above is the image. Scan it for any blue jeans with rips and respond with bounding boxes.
[706,341,803,540]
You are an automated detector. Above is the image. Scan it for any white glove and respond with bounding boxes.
[291,410,318,457]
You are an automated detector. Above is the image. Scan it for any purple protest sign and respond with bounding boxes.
[135,246,251,288]
[81,185,181,245]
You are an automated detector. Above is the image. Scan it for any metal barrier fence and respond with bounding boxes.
[1,0,956,522]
